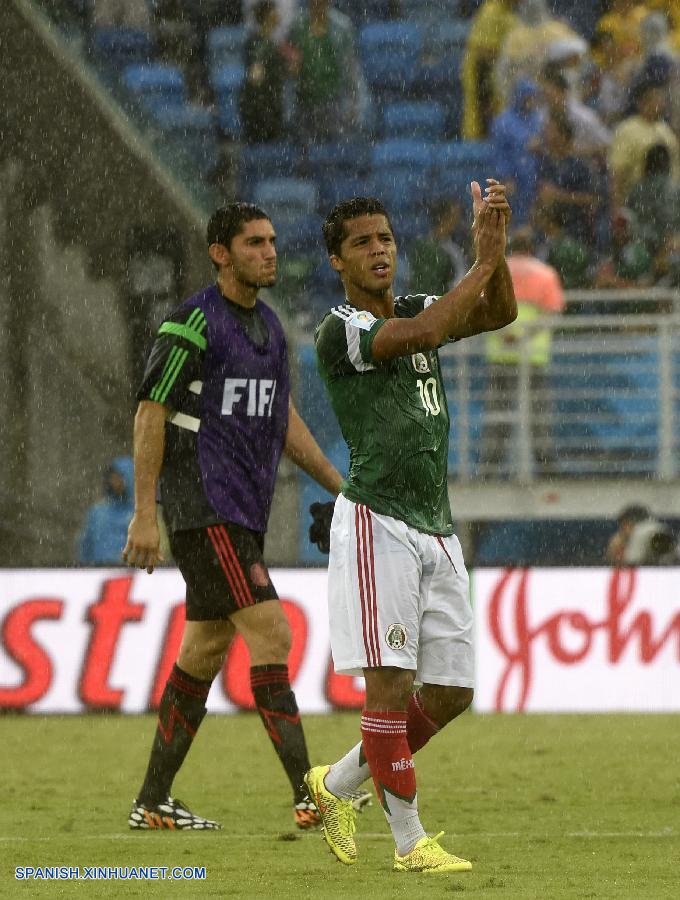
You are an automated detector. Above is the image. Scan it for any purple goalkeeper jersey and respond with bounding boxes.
[138,284,290,534]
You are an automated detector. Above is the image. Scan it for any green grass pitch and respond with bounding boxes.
[1,712,678,899]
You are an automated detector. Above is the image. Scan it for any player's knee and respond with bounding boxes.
[421,684,474,726]
[365,667,414,710]
[245,616,292,663]
[454,686,474,714]
[441,686,474,722]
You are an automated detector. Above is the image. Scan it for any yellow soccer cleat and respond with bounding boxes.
[393,832,472,873]
[303,766,357,865]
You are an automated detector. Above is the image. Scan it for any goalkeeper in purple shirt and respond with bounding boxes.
[123,203,363,831]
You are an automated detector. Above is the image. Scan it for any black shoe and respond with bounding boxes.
[128,796,222,830]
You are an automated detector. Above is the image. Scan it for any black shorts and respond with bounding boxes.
[169,523,278,621]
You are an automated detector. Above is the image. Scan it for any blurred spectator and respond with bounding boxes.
[533,115,599,243]
[595,0,649,64]
[245,0,298,43]
[408,200,469,295]
[461,0,521,139]
[631,12,680,133]
[287,0,367,142]
[496,0,585,100]
[625,143,680,253]
[93,0,150,28]
[152,1,207,103]
[536,205,593,287]
[581,29,636,127]
[606,503,679,564]
[481,227,565,473]
[240,0,288,143]
[593,208,653,287]
[491,78,541,223]
[609,80,680,208]
[539,66,611,159]
[78,457,135,565]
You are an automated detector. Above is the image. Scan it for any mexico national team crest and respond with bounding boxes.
[411,352,430,374]
[386,623,408,650]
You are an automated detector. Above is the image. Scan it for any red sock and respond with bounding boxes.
[360,710,416,812]
[406,690,440,754]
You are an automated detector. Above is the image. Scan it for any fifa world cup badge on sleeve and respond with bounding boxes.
[348,310,377,331]
[386,623,408,650]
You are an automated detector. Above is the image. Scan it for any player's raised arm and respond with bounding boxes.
[122,400,166,573]
[370,202,509,361]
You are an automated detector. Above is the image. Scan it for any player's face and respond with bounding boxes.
[331,214,397,294]
[227,218,277,288]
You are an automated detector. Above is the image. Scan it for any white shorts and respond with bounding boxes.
[327,494,474,688]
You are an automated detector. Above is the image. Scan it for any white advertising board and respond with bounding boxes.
[474,567,680,712]
[0,569,365,713]
[2,568,679,713]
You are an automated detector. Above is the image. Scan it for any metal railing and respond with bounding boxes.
[441,310,680,482]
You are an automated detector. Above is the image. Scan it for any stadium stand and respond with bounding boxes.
[21,0,680,568]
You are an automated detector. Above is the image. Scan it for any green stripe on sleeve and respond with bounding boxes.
[185,307,203,330]
[156,348,189,404]
[158,321,207,351]
[150,346,180,402]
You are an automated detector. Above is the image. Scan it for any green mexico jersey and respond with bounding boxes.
[315,295,453,536]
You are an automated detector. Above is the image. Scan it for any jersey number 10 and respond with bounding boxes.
[416,378,441,416]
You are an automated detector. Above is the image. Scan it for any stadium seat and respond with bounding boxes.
[254,177,318,236]
[371,170,431,209]
[207,25,247,69]
[276,213,324,255]
[303,141,372,175]
[432,140,496,195]
[146,103,218,172]
[238,143,299,196]
[254,177,317,211]
[334,0,399,24]
[360,22,423,94]
[148,104,213,131]
[92,28,154,66]
[317,173,376,210]
[436,140,495,168]
[122,63,187,114]
[401,0,462,21]
[382,101,446,138]
[211,63,245,139]
[371,138,435,169]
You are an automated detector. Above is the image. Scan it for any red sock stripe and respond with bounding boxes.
[207,526,247,608]
[217,525,254,606]
[158,703,197,744]
[169,669,210,700]
[250,673,288,687]
[356,505,381,667]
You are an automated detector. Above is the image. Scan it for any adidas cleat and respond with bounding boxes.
[304,766,357,865]
[393,832,472,873]
[294,799,321,829]
[128,796,222,831]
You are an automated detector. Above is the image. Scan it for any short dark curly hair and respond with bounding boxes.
[322,197,393,257]
[207,203,271,250]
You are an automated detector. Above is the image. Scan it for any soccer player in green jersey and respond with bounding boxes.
[304,182,516,873]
